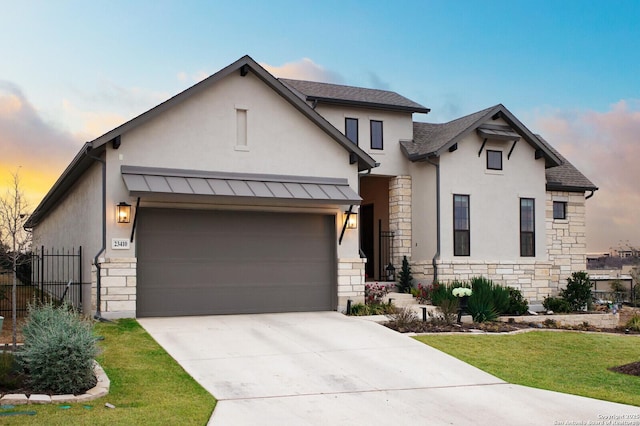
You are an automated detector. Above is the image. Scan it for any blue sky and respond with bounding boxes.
[1,0,639,252]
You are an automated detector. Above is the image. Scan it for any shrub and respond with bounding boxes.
[365,282,391,305]
[396,256,413,293]
[435,298,459,325]
[506,287,529,315]
[431,281,463,307]
[411,283,429,304]
[560,271,593,311]
[543,296,571,313]
[467,279,498,323]
[386,307,418,331]
[626,315,640,332]
[0,345,24,390]
[19,302,99,394]
[470,276,510,315]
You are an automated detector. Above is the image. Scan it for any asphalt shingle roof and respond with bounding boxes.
[280,78,430,113]
[401,105,597,193]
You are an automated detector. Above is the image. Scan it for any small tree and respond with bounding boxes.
[0,170,32,349]
[396,256,413,293]
[560,271,593,311]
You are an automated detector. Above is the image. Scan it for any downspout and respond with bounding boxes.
[585,190,595,200]
[426,157,440,283]
[86,146,107,321]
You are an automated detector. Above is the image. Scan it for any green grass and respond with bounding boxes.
[415,331,640,406]
[0,319,216,425]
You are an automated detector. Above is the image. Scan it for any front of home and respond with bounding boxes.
[26,55,597,318]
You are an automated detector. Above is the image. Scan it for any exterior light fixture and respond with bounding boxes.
[345,210,358,229]
[386,263,396,281]
[116,202,131,223]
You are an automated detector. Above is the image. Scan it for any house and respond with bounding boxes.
[26,55,597,318]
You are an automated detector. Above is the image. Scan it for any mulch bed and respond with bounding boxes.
[609,362,640,377]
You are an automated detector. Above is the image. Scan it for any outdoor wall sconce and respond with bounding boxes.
[345,210,358,229]
[116,202,131,223]
[386,263,396,281]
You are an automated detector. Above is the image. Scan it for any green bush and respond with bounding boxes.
[471,276,510,314]
[396,256,413,293]
[625,315,640,332]
[430,280,463,307]
[19,302,99,394]
[506,287,529,315]
[543,296,571,313]
[467,278,499,322]
[560,271,593,311]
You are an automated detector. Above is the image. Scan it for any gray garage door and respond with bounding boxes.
[136,208,336,317]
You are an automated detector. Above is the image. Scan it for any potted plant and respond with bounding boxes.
[452,287,472,323]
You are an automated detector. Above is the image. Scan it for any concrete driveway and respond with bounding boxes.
[139,312,640,425]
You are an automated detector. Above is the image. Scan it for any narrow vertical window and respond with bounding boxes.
[487,150,502,170]
[453,194,470,256]
[520,198,535,257]
[553,201,567,220]
[370,120,383,150]
[236,109,247,147]
[345,117,358,145]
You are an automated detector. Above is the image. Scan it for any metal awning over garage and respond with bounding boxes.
[121,166,361,204]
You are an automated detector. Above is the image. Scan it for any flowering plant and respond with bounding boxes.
[452,287,472,297]
[365,282,392,305]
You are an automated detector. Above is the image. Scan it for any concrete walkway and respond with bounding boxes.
[139,312,640,425]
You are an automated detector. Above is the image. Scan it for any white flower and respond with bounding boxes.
[452,287,472,297]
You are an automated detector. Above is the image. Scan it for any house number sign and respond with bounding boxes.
[112,238,130,250]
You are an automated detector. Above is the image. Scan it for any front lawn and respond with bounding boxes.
[0,319,216,424]
[416,331,640,406]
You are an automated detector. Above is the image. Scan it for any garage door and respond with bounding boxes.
[136,208,336,317]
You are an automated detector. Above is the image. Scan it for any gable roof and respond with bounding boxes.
[26,56,378,227]
[538,136,598,192]
[281,79,430,114]
[400,104,562,168]
[400,104,597,193]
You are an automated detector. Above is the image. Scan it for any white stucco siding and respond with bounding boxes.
[32,161,102,313]
[410,161,438,261]
[438,130,548,261]
[314,105,414,176]
[102,71,361,259]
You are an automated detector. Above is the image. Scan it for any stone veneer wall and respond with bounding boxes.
[389,176,412,267]
[337,257,366,310]
[91,257,137,318]
[546,191,588,290]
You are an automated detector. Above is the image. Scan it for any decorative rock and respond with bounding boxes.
[29,394,52,404]
[0,394,29,405]
[105,402,116,409]
[51,395,77,404]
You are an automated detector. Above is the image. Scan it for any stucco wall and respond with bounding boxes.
[32,161,103,314]
[314,105,415,177]
[103,71,362,261]
[438,124,548,261]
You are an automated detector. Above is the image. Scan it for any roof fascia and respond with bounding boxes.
[309,97,431,114]
[546,183,599,193]
[435,105,562,168]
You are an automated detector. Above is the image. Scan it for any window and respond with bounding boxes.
[453,194,470,256]
[553,201,567,220]
[345,118,358,145]
[370,120,383,150]
[520,198,535,257]
[487,150,502,170]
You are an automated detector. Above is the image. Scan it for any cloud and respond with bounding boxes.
[367,72,390,90]
[261,58,344,83]
[177,70,209,84]
[533,100,640,252]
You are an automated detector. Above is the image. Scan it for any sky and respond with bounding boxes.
[1,0,638,253]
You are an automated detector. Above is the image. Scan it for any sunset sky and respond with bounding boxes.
[1,1,638,253]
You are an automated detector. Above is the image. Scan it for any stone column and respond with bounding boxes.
[389,176,412,266]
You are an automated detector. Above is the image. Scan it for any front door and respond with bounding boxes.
[360,204,374,279]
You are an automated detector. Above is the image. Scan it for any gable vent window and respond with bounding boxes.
[370,120,383,150]
[345,117,358,145]
[487,150,503,170]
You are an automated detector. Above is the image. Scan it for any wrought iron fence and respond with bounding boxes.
[0,246,83,318]
[379,219,394,281]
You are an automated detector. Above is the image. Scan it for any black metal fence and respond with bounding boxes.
[379,219,394,280]
[0,246,83,318]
